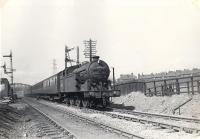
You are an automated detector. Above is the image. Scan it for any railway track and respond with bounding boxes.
[25,98,145,139]
[112,108,200,124]
[25,98,200,138]
[57,107,145,139]
[82,108,200,134]
[24,100,77,139]
[0,105,21,138]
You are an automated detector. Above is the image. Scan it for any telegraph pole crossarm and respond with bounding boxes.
[83,39,97,62]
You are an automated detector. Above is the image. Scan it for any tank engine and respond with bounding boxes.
[30,56,120,108]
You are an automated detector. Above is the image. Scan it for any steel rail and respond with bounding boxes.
[24,100,77,139]
[84,108,200,134]
[60,108,145,139]
[105,112,200,134]
[113,109,200,124]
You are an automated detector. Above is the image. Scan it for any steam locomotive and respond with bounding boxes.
[30,56,120,108]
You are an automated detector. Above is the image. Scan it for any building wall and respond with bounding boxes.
[115,81,145,95]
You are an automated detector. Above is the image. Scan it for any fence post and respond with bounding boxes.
[191,77,194,95]
[176,79,180,94]
[126,84,128,95]
[172,83,175,94]
[187,82,190,94]
[169,84,173,96]
[198,81,200,94]
[164,80,167,96]
[161,84,164,96]
[144,82,146,95]
[172,83,175,95]
[154,81,157,96]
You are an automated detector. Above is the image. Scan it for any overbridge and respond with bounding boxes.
[12,83,31,98]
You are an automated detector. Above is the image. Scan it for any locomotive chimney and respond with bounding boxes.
[92,56,99,62]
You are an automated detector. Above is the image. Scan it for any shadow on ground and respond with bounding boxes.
[110,103,135,110]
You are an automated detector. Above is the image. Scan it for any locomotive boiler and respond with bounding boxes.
[30,56,120,108]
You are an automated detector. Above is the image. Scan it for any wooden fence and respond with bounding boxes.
[114,81,145,95]
[145,75,200,96]
[114,75,200,96]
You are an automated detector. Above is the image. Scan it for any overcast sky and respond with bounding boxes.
[0,0,200,85]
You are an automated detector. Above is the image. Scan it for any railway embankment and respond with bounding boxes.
[0,102,25,139]
[112,92,200,118]
[0,100,61,139]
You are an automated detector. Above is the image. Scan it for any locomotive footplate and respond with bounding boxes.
[83,90,120,98]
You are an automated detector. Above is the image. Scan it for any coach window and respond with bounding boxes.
[51,77,54,86]
[49,79,51,86]
[50,79,51,86]
[49,79,50,86]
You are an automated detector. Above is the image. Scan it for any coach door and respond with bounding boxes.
[57,74,60,92]
[59,71,65,92]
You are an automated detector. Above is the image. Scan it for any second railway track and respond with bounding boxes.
[23,100,77,139]
[112,108,200,124]
[82,107,200,134]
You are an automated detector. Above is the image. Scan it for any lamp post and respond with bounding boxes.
[3,51,14,85]
[110,67,116,90]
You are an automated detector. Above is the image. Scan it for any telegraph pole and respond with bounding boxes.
[3,50,15,85]
[112,67,116,89]
[89,40,92,62]
[77,46,80,65]
[83,39,97,62]
[52,59,57,74]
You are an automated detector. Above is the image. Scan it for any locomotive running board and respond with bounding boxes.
[60,90,120,98]
[83,90,121,98]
